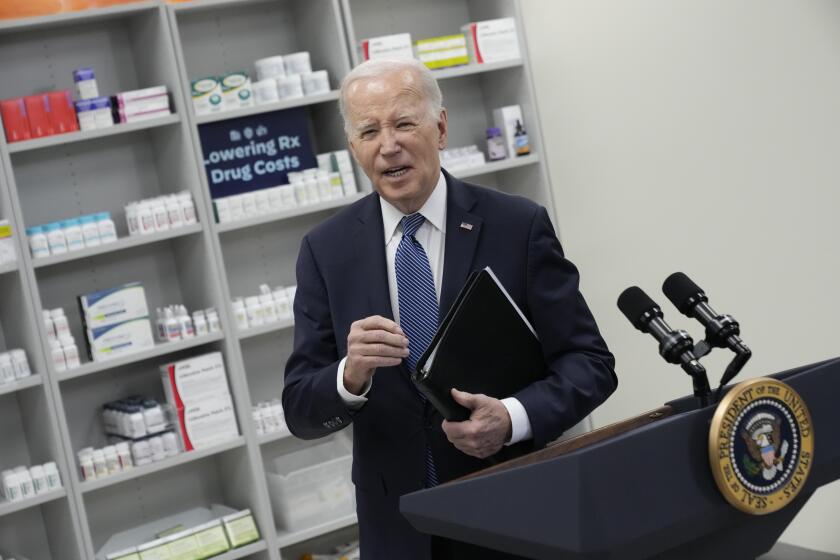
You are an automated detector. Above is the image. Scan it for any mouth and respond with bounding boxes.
[382,165,412,178]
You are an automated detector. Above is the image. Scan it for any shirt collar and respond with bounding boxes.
[380,170,447,243]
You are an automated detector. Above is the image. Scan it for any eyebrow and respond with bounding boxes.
[354,120,377,132]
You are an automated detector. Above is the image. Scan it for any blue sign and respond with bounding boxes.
[199,107,317,199]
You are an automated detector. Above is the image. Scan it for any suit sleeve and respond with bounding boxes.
[512,206,618,448]
[282,235,354,440]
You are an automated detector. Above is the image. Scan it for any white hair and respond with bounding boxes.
[339,58,443,137]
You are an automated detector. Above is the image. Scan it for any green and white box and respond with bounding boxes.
[221,509,260,548]
[220,71,254,111]
[191,76,223,115]
[137,538,173,560]
[105,547,141,560]
[165,529,201,560]
[191,520,230,558]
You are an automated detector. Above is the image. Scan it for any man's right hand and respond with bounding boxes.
[344,315,409,395]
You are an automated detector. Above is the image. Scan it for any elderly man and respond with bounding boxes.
[282,58,616,559]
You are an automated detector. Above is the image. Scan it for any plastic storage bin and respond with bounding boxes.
[266,437,354,531]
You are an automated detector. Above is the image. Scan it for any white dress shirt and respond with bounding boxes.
[336,171,533,445]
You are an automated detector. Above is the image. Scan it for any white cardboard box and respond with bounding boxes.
[176,394,240,451]
[493,104,525,162]
[79,282,149,330]
[160,352,231,408]
[462,18,521,64]
[86,317,154,362]
[361,33,413,61]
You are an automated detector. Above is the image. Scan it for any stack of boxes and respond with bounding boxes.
[160,352,240,451]
[0,91,78,142]
[78,282,155,362]
[0,65,172,143]
[104,509,260,560]
[360,17,520,69]
[114,86,172,124]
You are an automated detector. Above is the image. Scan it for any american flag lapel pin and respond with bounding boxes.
[459,222,473,231]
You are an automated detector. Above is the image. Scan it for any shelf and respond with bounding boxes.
[216,193,367,233]
[276,513,358,548]
[450,153,540,179]
[0,488,66,518]
[257,430,293,446]
[0,374,43,397]
[0,2,158,33]
[170,0,276,13]
[238,318,294,340]
[214,540,268,560]
[31,224,203,269]
[432,58,524,80]
[0,260,18,275]
[57,331,225,381]
[7,114,181,154]
[196,91,341,125]
[80,436,246,493]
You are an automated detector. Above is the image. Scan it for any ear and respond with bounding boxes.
[437,107,448,150]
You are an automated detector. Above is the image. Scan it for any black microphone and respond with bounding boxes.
[617,286,707,380]
[662,272,751,387]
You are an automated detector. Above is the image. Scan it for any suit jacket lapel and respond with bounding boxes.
[353,193,394,320]
[440,170,483,318]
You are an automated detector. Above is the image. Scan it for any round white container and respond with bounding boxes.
[254,55,286,81]
[253,78,280,105]
[275,74,304,99]
[302,70,330,96]
[283,51,312,76]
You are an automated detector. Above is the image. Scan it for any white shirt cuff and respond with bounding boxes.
[501,397,533,445]
[336,357,371,409]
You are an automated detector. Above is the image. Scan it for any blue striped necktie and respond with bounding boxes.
[395,213,439,488]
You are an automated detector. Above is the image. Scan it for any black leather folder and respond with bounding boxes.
[412,267,547,421]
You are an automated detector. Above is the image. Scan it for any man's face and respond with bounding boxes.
[345,69,448,214]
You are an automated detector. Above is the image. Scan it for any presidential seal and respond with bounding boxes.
[709,377,814,515]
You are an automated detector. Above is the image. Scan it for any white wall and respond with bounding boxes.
[520,0,840,553]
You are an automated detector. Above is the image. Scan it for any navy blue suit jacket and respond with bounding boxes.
[283,171,617,559]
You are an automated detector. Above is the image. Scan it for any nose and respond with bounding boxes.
[378,126,401,156]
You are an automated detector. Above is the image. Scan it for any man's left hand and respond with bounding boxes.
[441,389,512,459]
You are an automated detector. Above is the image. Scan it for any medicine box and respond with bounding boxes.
[220,71,254,111]
[160,352,231,408]
[191,76,223,116]
[416,34,470,70]
[86,317,155,362]
[361,33,413,61]
[80,282,149,330]
[462,17,521,64]
[105,547,140,560]
[163,529,201,559]
[137,538,170,560]
[176,394,240,451]
[493,105,525,163]
[221,509,260,548]
[191,520,230,557]
[266,437,354,531]
[115,85,168,107]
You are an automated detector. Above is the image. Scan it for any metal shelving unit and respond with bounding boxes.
[31,224,203,268]
[0,1,553,558]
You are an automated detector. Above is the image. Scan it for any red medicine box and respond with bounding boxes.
[47,90,79,134]
[24,94,55,138]
[0,98,31,143]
